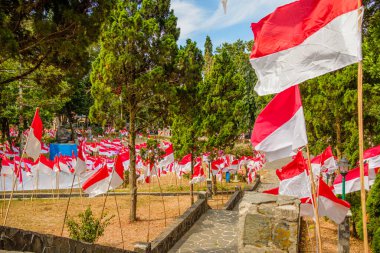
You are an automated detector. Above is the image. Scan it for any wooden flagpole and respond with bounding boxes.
[146,179,151,242]
[60,174,76,236]
[306,145,323,253]
[356,1,368,251]
[113,190,125,249]
[358,57,369,253]
[155,171,167,227]
[174,172,181,216]
[2,176,5,217]
[3,148,27,226]
[94,167,114,241]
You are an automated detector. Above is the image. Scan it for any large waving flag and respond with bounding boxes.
[250,0,363,95]
[276,151,311,198]
[251,85,307,162]
[301,179,350,224]
[25,108,43,161]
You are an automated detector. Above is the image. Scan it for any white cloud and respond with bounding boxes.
[172,0,294,41]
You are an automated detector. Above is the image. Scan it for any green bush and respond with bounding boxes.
[66,207,114,243]
[373,227,380,253]
[367,173,380,246]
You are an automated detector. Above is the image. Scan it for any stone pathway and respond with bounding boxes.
[169,210,238,253]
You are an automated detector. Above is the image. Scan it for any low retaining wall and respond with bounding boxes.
[135,192,209,253]
[0,225,135,253]
[238,192,300,253]
[224,187,243,211]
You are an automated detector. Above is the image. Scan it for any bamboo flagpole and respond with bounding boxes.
[146,177,151,242]
[94,167,114,240]
[155,171,167,227]
[60,174,76,236]
[358,53,369,253]
[356,1,369,251]
[113,190,125,249]
[306,145,323,253]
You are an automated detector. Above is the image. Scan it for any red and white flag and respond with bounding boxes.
[276,151,311,198]
[74,142,87,176]
[364,145,380,185]
[190,158,205,184]
[1,155,14,175]
[250,0,363,95]
[34,155,54,175]
[333,163,369,194]
[158,142,174,168]
[301,179,350,224]
[25,108,43,161]
[177,154,192,173]
[109,154,124,189]
[251,85,307,162]
[310,146,337,176]
[82,164,110,197]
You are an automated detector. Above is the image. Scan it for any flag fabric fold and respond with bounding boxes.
[82,164,110,197]
[251,85,307,162]
[25,108,43,161]
[276,151,311,198]
[250,0,363,95]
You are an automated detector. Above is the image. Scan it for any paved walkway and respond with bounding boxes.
[169,210,238,253]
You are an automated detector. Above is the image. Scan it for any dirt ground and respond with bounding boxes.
[0,195,193,250]
[0,183,230,251]
[300,217,371,252]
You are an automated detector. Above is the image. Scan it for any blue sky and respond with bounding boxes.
[171,0,294,50]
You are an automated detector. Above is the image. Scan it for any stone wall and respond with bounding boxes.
[238,192,300,253]
[0,225,135,253]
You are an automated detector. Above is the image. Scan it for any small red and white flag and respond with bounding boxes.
[251,85,307,162]
[364,145,380,185]
[1,155,14,175]
[34,155,54,175]
[250,0,363,95]
[82,164,110,197]
[158,142,174,169]
[25,108,43,161]
[74,142,87,176]
[310,146,337,176]
[190,158,205,184]
[276,151,311,198]
[177,154,192,173]
[333,163,369,194]
[301,179,350,224]
[109,154,124,189]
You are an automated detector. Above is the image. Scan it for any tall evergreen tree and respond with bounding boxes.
[90,0,179,221]
[199,40,256,151]
[170,39,204,203]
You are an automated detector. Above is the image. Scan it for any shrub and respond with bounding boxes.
[373,227,380,253]
[66,206,114,243]
[367,173,380,242]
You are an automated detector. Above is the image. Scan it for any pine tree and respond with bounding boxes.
[90,0,179,221]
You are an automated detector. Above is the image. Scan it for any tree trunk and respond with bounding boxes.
[129,108,137,222]
[190,152,194,205]
[212,174,217,195]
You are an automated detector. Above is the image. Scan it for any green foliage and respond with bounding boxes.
[199,40,256,151]
[66,207,114,243]
[170,39,204,158]
[367,174,380,243]
[373,227,380,253]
